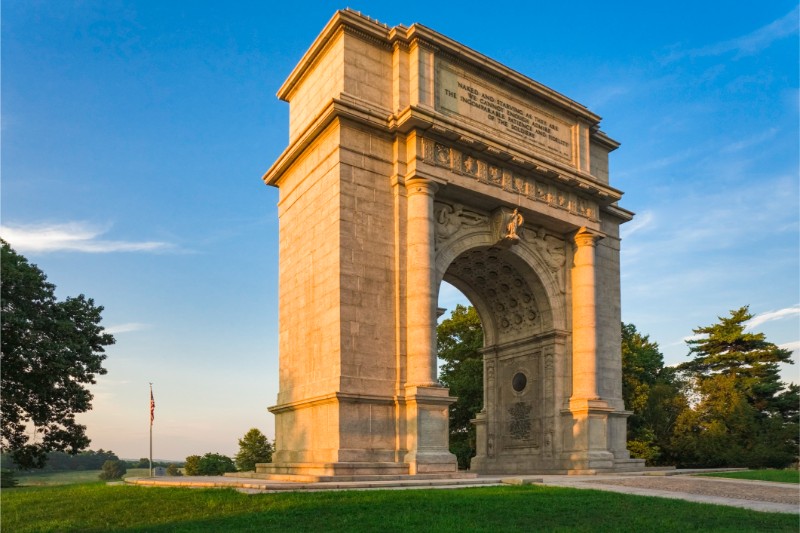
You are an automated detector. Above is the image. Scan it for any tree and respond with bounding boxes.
[98,459,127,480]
[136,457,150,469]
[621,323,688,465]
[198,453,236,475]
[437,304,483,469]
[673,306,798,468]
[183,455,201,476]
[184,453,236,476]
[1,241,114,469]
[166,464,182,476]
[234,428,274,471]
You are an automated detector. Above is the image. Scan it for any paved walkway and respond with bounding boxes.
[536,474,799,514]
[127,471,799,514]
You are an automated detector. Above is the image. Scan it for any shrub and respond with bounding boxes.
[197,453,236,475]
[1,469,19,488]
[184,453,236,476]
[98,459,127,480]
[166,464,182,476]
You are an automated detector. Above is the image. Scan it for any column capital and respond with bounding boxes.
[573,227,603,248]
[405,177,439,197]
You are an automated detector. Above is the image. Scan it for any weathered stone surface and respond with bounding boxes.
[261,9,642,478]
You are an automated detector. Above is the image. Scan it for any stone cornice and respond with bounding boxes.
[591,129,620,152]
[277,10,391,100]
[391,105,624,206]
[262,96,388,188]
[278,9,604,127]
[601,204,635,223]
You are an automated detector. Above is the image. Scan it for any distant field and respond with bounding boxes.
[16,468,151,486]
[2,483,796,532]
[700,470,799,484]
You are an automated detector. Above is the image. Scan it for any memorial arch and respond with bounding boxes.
[260,9,644,478]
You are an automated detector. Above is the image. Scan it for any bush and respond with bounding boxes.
[166,464,182,476]
[198,453,236,475]
[98,459,127,480]
[184,453,236,476]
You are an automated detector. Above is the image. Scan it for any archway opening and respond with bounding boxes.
[437,281,482,470]
[437,244,557,471]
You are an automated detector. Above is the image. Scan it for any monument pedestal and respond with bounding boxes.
[402,386,458,474]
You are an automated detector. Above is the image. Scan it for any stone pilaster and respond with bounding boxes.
[403,177,457,474]
[570,227,602,402]
[405,177,439,387]
[564,227,614,471]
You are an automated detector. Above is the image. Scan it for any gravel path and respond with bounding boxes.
[584,476,799,505]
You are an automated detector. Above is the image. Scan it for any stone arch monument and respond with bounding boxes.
[260,10,644,477]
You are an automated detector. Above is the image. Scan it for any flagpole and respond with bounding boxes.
[149,383,153,478]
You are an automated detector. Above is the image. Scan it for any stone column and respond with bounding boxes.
[405,177,438,387]
[571,227,602,401]
[402,176,457,474]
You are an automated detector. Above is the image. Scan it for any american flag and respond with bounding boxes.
[150,388,155,425]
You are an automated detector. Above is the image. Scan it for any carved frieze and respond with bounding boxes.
[433,202,487,246]
[421,138,598,222]
[521,227,567,293]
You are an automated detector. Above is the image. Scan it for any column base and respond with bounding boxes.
[403,385,458,474]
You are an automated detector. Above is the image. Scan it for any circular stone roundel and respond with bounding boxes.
[512,372,527,392]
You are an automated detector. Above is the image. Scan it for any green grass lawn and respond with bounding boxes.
[14,468,151,486]
[700,469,800,484]
[1,483,795,532]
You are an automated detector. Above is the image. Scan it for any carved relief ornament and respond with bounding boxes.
[421,138,598,222]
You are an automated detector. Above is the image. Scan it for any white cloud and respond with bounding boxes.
[746,305,800,331]
[778,340,800,353]
[621,210,654,240]
[665,6,799,61]
[0,221,172,253]
[105,322,150,335]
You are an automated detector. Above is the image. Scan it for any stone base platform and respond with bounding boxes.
[247,460,472,482]
[128,474,496,492]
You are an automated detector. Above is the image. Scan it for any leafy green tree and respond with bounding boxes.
[674,306,798,468]
[166,464,182,476]
[136,457,150,469]
[621,323,689,465]
[1,241,114,469]
[437,304,483,469]
[183,455,201,476]
[197,453,236,475]
[234,428,274,471]
[98,459,127,480]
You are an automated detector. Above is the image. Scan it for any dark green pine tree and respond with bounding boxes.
[437,304,483,470]
[675,306,798,468]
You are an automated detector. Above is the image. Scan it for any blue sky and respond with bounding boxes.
[3,1,798,461]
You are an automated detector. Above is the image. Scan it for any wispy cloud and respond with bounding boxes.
[621,210,655,240]
[720,128,779,153]
[105,322,150,335]
[1,222,172,253]
[665,6,799,62]
[746,305,800,331]
[779,341,800,354]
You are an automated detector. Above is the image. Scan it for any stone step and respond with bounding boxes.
[227,470,478,483]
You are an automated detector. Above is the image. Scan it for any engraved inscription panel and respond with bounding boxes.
[435,59,574,163]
